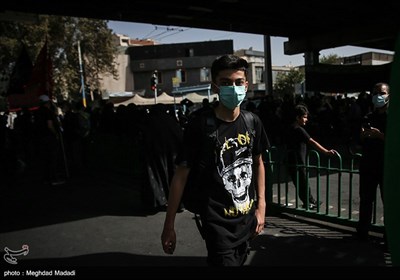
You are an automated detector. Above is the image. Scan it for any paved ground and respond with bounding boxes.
[1,175,396,279]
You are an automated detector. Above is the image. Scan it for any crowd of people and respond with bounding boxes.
[0,55,389,266]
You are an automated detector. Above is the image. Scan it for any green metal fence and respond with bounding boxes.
[264,145,384,234]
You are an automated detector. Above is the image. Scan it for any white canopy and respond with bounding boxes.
[108,92,218,106]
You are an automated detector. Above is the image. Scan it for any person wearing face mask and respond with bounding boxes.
[161,54,270,266]
[357,82,389,242]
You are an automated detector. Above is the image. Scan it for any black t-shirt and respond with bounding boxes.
[285,124,311,166]
[177,109,270,250]
[32,105,57,139]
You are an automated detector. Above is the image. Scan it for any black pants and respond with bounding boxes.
[358,165,384,236]
[205,240,250,266]
[201,215,256,267]
[287,165,316,205]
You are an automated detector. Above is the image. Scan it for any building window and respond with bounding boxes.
[186,48,194,57]
[343,55,361,65]
[177,69,186,83]
[177,60,183,67]
[200,67,211,82]
[255,66,264,83]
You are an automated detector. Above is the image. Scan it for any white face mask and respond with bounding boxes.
[218,85,246,110]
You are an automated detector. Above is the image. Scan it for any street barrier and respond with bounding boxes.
[264,146,384,234]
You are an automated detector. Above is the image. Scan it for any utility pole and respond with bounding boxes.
[77,40,87,107]
[151,71,158,104]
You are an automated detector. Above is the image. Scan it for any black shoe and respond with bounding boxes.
[356,231,369,241]
[356,225,370,241]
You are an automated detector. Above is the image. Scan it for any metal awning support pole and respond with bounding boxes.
[263,35,273,96]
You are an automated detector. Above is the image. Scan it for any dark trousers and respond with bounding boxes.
[358,165,384,236]
[35,135,60,182]
[201,215,256,267]
[287,165,315,205]
[205,240,249,266]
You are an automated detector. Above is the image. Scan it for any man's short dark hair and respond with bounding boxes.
[372,82,389,95]
[294,104,309,119]
[211,54,248,82]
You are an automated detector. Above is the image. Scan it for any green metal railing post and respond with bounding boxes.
[266,145,383,234]
[349,153,361,220]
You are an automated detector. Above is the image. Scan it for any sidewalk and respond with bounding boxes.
[1,176,394,278]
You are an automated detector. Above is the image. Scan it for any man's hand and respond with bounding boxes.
[161,228,176,254]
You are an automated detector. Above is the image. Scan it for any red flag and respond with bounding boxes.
[8,41,53,110]
[25,40,53,100]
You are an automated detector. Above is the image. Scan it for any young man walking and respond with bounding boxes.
[161,54,270,266]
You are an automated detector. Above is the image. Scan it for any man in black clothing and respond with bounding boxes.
[32,95,63,185]
[286,105,336,210]
[161,54,270,266]
[357,82,389,240]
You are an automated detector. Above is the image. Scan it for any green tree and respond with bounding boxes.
[320,53,341,64]
[0,15,118,101]
[273,68,305,98]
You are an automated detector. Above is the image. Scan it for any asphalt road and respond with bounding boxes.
[1,176,393,279]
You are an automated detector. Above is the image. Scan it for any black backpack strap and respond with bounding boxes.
[197,110,217,168]
[240,110,256,137]
[241,110,256,152]
[204,110,217,139]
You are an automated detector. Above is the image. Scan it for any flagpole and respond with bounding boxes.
[77,41,87,108]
